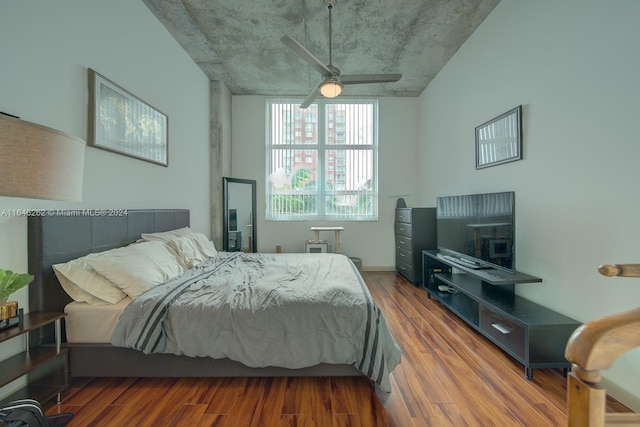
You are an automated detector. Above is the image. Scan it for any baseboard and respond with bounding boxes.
[602,377,640,412]
[362,266,395,272]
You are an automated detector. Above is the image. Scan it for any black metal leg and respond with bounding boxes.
[525,367,533,380]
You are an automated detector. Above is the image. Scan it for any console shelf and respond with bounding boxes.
[422,250,580,380]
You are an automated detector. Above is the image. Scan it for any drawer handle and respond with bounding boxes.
[399,227,405,231]
[399,265,406,271]
[399,240,405,244]
[399,253,405,257]
[491,323,511,334]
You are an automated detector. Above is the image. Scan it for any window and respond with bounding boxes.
[266,99,378,221]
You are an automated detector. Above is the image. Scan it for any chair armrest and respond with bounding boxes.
[565,306,640,372]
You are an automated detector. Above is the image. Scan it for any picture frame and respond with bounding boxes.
[88,68,168,166]
[475,105,522,169]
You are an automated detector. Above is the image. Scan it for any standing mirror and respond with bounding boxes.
[223,177,257,252]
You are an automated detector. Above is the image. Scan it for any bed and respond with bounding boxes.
[27,209,401,401]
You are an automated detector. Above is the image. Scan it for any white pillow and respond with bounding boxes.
[167,233,218,268]
[53,255,128,304]
[140,227,193,243]
[190,232,218,258]
[86,241,186,298]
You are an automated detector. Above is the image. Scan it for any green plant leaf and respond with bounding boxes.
[0,268,34,301]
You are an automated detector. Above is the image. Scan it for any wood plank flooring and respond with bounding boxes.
[44,271,630,426]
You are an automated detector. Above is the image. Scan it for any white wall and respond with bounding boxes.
[231,96,419,268]
[418,0,640,406]
[0,0,211,275]
[0,0,210,398]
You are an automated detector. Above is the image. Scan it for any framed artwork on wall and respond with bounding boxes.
[475,105,522,169]
[88,68,168,166]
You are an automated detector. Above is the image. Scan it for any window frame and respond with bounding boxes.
[266,98,379,222]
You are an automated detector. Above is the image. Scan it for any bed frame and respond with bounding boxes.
[28,209,359,378]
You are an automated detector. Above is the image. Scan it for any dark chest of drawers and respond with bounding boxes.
[395,207,436,284]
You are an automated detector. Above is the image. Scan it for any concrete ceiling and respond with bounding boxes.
[143,0,500,98]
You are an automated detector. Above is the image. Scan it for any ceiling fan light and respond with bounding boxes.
[319,80,343,98]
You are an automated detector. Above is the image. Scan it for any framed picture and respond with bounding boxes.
[88,68,168,166]
[475,105,522,169]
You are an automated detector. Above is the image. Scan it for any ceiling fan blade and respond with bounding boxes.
[299,85,320,109]
[340,74,402,84]
[281,36,332,76]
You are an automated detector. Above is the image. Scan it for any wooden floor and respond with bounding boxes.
[45,271,630,426]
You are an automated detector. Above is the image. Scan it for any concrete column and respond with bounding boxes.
[210,80,232,250]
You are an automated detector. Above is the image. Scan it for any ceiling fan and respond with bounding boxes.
[281,0,402,109]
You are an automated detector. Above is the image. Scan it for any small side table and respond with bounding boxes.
[0,312,68,405]
[310,226,344,254]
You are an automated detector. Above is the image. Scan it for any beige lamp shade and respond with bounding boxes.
[0,114,85,202]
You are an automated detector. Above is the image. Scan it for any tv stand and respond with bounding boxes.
[422,250,580,380]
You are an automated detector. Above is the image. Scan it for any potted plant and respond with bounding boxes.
[0,268,34,322]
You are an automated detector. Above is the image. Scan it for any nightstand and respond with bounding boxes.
[0,312,68,405]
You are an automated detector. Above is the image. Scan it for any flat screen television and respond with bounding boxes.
[436,191,515,273]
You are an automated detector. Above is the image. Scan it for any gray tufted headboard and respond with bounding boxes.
[27,209,189,339]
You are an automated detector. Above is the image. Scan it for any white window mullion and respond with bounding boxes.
[317,104,326,217]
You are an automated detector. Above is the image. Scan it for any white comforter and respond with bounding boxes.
[111,252,401,400]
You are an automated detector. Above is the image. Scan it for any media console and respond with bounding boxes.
[422,250,580,380]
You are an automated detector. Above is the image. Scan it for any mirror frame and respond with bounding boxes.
[222,177,257,252]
